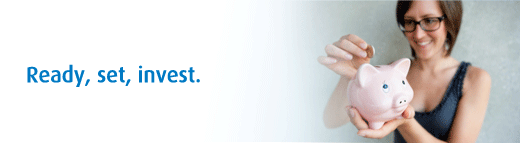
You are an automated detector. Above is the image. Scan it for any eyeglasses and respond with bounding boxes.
[399,16,445,32]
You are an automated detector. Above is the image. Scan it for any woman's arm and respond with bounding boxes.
[396,67,491,142]
[397,118,446,143]
[319,34,372,128]
[323,76,352,128]
[447,67,491,142]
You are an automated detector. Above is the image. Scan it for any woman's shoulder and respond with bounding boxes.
[465,65,491,87]
[462,65,491,97]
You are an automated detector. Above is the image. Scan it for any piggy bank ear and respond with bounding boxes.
[357,64,379,87]
[391,58,411,76]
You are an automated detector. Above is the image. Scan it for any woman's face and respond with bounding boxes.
[404,1,447,60]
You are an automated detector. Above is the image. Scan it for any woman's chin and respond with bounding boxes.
[414,50,434,60]
[413,45,440,60]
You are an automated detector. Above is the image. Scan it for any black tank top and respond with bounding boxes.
[394,62,471,142]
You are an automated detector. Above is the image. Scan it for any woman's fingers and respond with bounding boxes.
[317,56,338,65]
[328,61,357,78]
[318,34,371,78]
[347,107,369,130]
[357,120,402,139]
[317,56,357,78]
[334,39,367,58]
[325,44,353,61]
[357,105,415,139]
[402,105,416,119]
[340,34,368,50]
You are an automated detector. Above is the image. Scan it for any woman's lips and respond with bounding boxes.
[418,41,431,46]
[417,41,432,49]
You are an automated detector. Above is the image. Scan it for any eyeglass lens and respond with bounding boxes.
[402,18,441,32]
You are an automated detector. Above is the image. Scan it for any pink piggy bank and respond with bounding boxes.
[347,58,413,129]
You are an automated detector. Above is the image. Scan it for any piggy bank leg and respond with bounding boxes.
[369,122,385,130]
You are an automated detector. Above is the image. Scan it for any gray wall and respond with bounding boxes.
[288,1,520,142]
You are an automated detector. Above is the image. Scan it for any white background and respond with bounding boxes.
[0,0,306,142]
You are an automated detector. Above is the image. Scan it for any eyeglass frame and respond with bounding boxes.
[399,15,446,32]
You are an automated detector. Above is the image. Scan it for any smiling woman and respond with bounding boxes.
[397,1,462,60]
[319,0,491,142]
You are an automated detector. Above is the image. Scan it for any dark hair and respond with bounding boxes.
[396,0,463,59]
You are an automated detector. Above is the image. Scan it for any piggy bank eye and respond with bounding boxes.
[382,84,390,93]
[402,80,406,85]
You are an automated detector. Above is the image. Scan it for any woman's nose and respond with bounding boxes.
[413,24,427,39]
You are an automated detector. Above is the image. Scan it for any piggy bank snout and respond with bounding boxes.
[394,95,411,108]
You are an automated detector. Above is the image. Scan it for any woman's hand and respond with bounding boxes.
[317,34,373,79]
[347,105,416,139]
[320,34,375,129]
